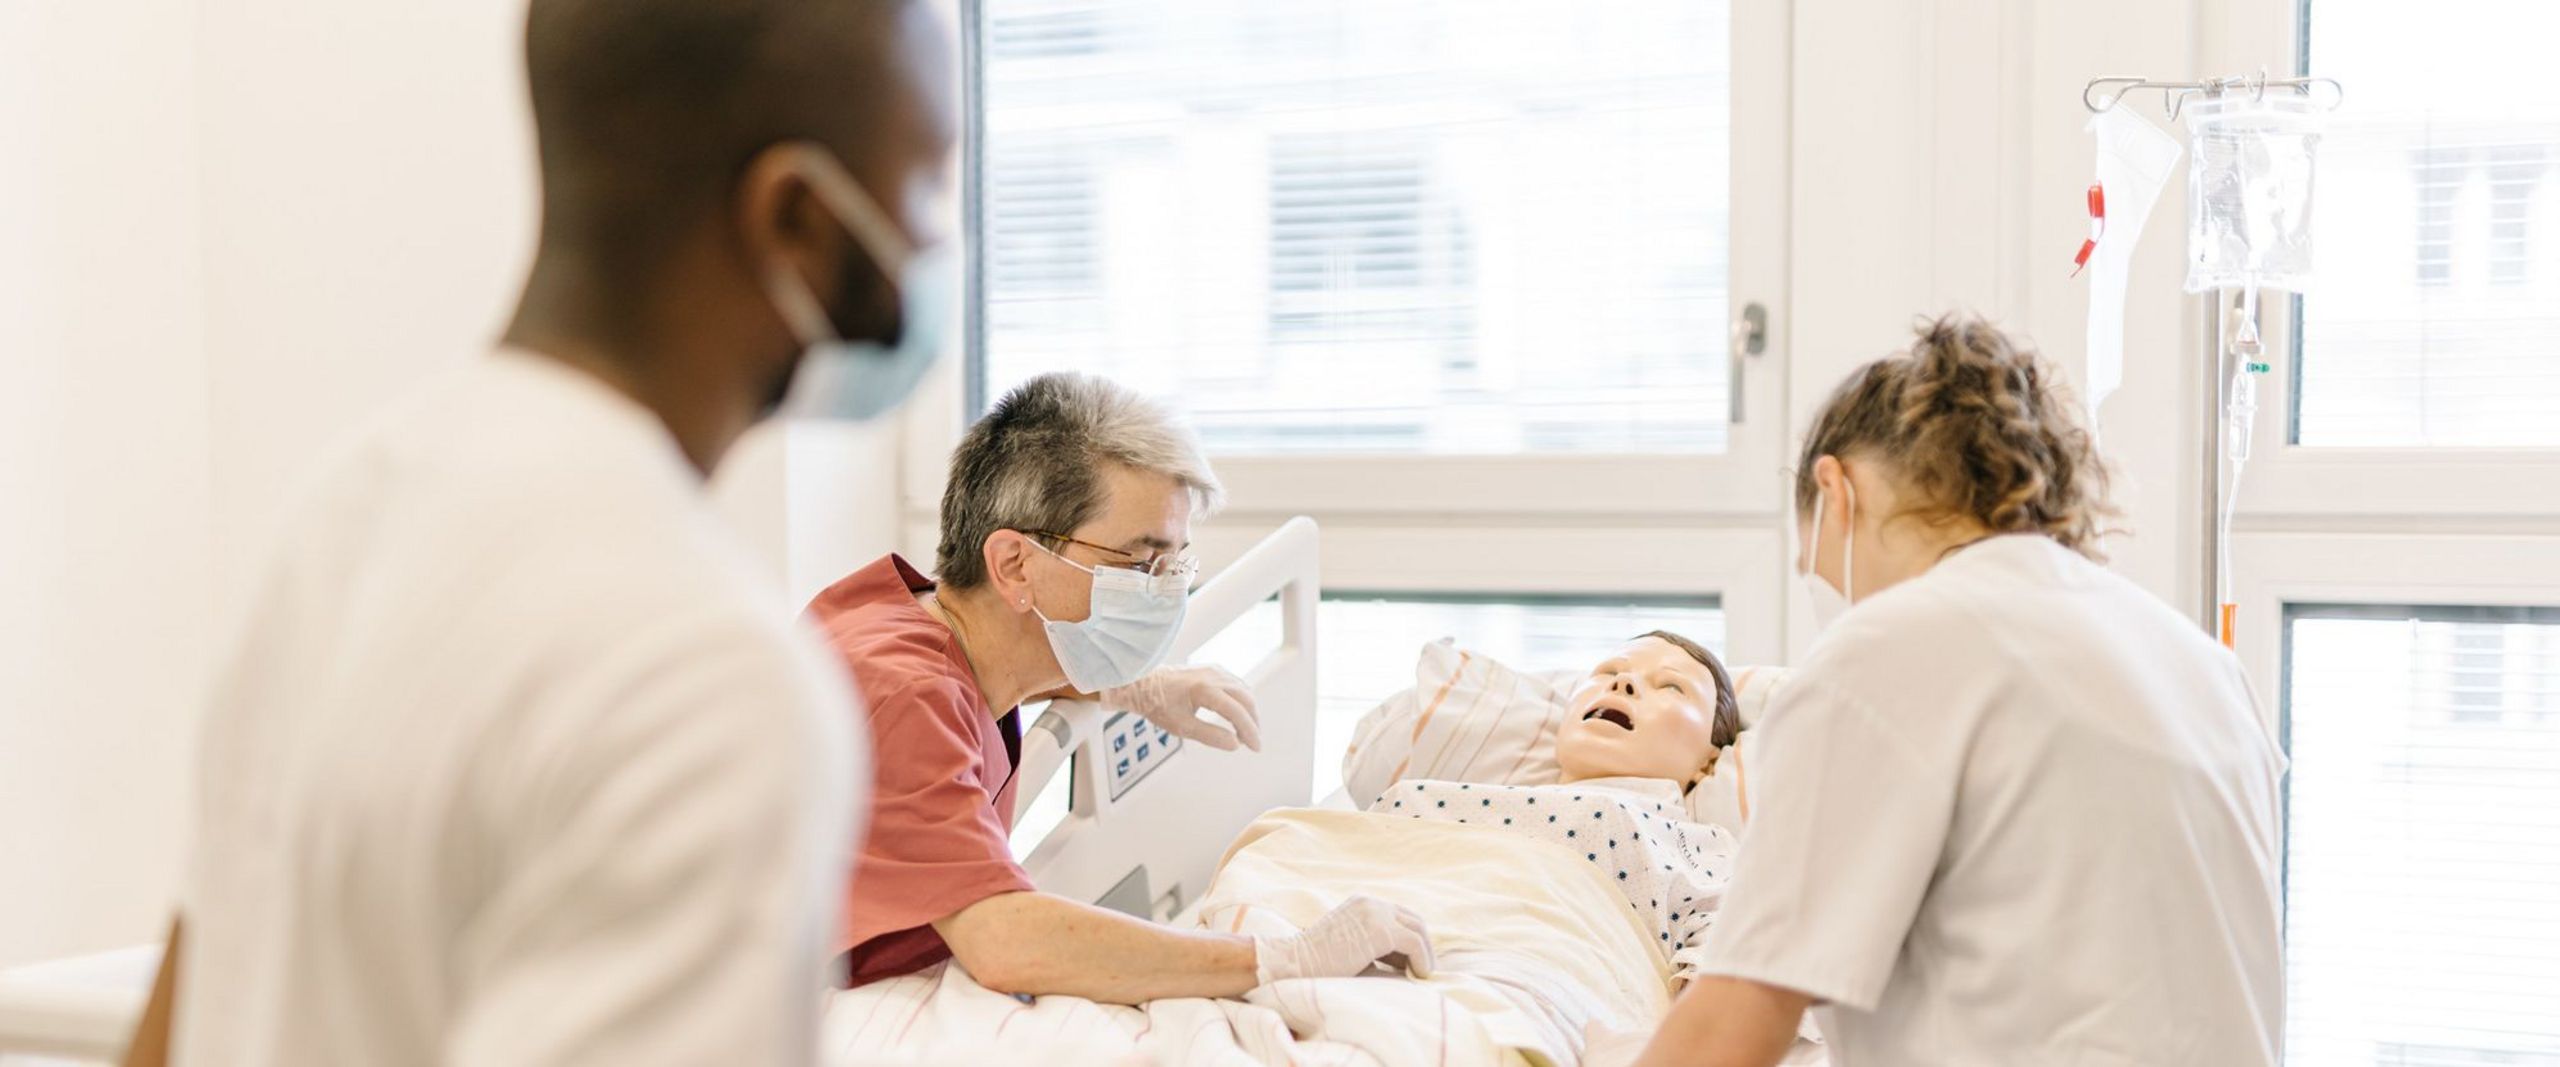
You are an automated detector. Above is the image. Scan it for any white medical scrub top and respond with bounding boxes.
[175,353,861,1067]
[1697,534,2284,1067]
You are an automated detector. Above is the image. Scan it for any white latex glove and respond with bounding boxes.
[1252,895,1435,985]
[1579,1021,1655,1067]
[1101,665,1261,752]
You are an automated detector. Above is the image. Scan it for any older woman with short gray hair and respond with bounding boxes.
[803,372,1432,1004]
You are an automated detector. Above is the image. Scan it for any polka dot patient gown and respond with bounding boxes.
[1376,776,1738,984]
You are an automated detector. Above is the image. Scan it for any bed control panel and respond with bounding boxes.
[1103,710,1180,801]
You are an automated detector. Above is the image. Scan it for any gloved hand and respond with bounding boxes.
[1252,895,1435,985]
[1579,1021,1656,1067]
[1102,665,1262,752]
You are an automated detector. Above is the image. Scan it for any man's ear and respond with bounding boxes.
[981,530,1037,614]
[736,143,838,300]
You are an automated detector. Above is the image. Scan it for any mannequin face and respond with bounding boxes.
[1556,637,1726,784]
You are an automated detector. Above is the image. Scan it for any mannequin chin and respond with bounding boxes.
[1554,634,1738,787]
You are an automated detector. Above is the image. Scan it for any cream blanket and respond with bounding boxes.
[826,808,1670,1067]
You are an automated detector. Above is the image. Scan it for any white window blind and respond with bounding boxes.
[1190,594,1722,799]
[975,0,1733,455]
[2296,0,2560,446]
[984,141,1098,297]
[2284,607,2560,1066]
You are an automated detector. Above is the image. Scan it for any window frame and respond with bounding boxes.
[2233,306,2560,520]
[2201,4,2560,1060]
[917,0,1797,654]
[2235,539,2560,1063]
[2232,533,2560,717]
[936,0,1792,518]
[2220,3,2560,520]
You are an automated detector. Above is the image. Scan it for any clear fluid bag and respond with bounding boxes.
[2183,91,2324,293]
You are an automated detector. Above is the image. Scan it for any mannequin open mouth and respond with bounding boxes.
[1581,707,1635,732]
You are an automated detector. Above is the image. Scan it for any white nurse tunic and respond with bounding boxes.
[1696,535,2285,1067]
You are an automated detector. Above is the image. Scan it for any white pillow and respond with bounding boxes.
[1683,729,1756,830]
[1340,641,1790,826]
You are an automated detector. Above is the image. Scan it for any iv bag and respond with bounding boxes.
[2183,92,2324,293]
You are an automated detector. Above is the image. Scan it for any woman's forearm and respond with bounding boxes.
[933,890,1259,1003]
[1631,976,1809,1067]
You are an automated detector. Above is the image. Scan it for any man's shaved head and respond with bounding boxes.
[503,0,955,473]
[523,0,945,275]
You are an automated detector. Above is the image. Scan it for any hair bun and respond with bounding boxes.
[1796,313,2119,559]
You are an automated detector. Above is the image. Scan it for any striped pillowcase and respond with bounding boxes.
[1340,639,1576,810]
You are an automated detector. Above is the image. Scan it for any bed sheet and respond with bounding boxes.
[825,808,1673,1067]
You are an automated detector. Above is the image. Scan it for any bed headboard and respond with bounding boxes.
[1010,516,1320,922]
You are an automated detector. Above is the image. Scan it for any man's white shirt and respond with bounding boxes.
[175,353,860,1066]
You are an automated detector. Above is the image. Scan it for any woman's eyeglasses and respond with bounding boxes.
[1024,530,1200,583]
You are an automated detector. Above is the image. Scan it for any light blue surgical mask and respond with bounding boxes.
[1028,540,1189,693]
[762,145,955,423]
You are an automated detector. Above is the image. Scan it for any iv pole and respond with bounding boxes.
[2081,72,2342,646]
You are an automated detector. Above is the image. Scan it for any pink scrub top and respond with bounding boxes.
[805,554,1033,988]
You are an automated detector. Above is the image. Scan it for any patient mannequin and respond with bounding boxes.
[1557,630,1742,786]
[1376,632,1745,987]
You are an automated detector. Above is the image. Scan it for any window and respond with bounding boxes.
[2411,146,2465,289]
[2224,8,2560,1065]
[1193,594,1723,799]
[983,142,1098,300]
[984,0,1114,60]
[2294,2,2560,447]
[2486,146,2547,287]
[975,0,1738,455]
[958,0,1787,808]
[2284,607,2560,1066]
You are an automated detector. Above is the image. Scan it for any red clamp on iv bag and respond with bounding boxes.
[2070,183,2106,277]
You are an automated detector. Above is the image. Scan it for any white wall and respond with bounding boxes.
[0,0,904,968]
[193,0,538,600]
[0,0,215,970]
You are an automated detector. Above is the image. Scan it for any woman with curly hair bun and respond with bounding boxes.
[1600,315,2284,1067]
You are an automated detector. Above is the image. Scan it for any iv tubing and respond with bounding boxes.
[2216,286,2263,648]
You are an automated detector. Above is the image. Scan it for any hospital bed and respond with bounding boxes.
[0,517,1329,1064]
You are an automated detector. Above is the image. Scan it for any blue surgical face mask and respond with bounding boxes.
[762,145,955,423]
[1027,540,1189,692]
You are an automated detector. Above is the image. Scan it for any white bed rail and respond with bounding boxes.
[1013,516,1321,920]
[0,945,158,1064]
[0,985,133,1064]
